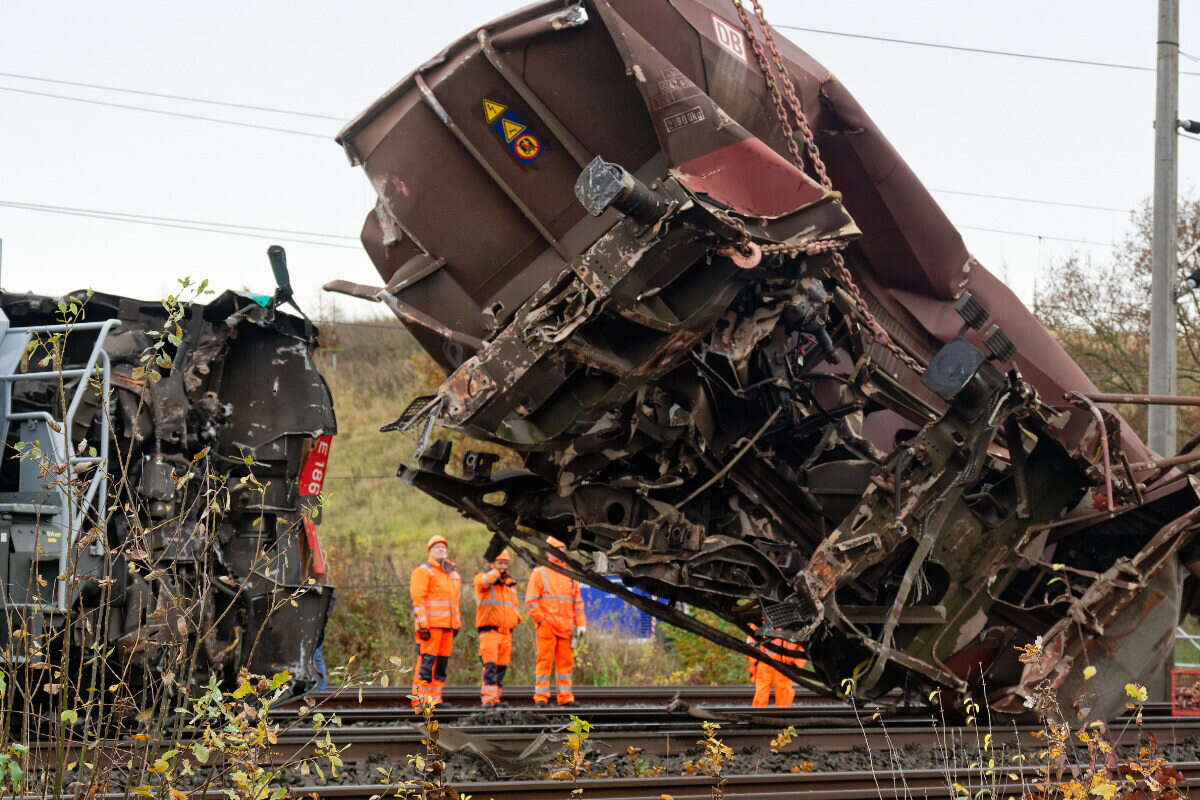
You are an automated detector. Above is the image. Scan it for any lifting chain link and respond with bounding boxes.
[730,0,926,375]
[713,207,847,264]
[761,238,848,257]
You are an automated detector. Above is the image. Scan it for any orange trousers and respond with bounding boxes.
[752,662,795,707]
[478,629,513,706]
[411,628,454,707]
[533,624,575,704]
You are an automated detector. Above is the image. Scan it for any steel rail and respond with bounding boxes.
[290,684,791,709]
[26,715,1200,786]
[262,714,1200,765]
[270,698,1183,727]
[268,701,880,725]
[285,684,1182,717]
[132,763,1200,800]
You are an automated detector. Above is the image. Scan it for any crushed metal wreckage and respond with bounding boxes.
[328,0,1200,720]
[1,253,335,699]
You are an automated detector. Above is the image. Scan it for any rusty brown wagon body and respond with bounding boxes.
[329,0,1199,720]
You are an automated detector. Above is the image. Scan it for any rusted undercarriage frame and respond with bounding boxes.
[997,503,1200,713]
[385,145,1200,712]
[399,461,826,692]
[403,324,1200,714]
[354,116,1198,716]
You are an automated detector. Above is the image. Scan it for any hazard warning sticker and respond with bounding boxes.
[482,99,507,123]
[513,133,541,161]
[501,117,526,142]
[482,97,543,163]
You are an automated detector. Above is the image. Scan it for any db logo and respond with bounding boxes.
[711,14,747,63]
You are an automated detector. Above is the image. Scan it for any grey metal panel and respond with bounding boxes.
[0,308,30,450]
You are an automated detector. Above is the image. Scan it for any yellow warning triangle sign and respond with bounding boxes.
[482,99,507,123]
[501,117,526,143]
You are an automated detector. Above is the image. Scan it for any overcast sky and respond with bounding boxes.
[1,0,1197,319]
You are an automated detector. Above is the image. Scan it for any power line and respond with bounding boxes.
[327,321,411,331]
[930,188,1132,214]
[958,224,1116,248]
[775,24,1200,77]
[2,200,357,241]
[0,74,1148,217]
[0,85,329,139]
[0,201,358,249]
[0,70,344,121]
[0,196,1121,256]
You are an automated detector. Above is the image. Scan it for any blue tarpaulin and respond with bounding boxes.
[579,578,656,639]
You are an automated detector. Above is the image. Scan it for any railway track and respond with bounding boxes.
[288,683,773,709]
[272,713,1200,765]
[215,763,1200,800]
[26,687,1197,785]
[40,708,1196,774]
[64,763,1200,800]
[278,684,1180,728]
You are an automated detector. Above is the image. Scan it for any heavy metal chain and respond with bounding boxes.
[715,206,845,258]
[761,238,848,257]
[731,0,926,375]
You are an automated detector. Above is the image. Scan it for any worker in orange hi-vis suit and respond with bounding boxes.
[473,548,521,706]
[747,624,807,707]
[525,537,586,705]
[410,534,461,708]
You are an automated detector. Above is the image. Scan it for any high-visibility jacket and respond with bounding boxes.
[525,562,585,638]
[747,628,806,673]
[474,568,521,631]
[410,557,462,630]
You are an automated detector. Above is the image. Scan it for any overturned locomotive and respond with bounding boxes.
[329,0,1198,719]
[0,257,334,703]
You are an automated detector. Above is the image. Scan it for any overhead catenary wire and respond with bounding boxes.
[0,85,330,139]
[0,200,357,241]
[957,224,1116,248]
[774,23,1200,77]
[0,70,344,121]
[0,72,1143,216]
[0,200,358,249]
[0,196,1120,255]
[930,188,1133,214]
[327,321,413,331]
[0,60,1143,255]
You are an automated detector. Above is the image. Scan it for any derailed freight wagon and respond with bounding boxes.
[328,0,1200,720]
[0,260,335,710]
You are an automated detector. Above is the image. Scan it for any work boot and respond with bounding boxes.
[534,700,548,707]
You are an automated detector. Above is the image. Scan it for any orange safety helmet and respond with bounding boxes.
[427,534,449,551]
[492,548,511,562]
